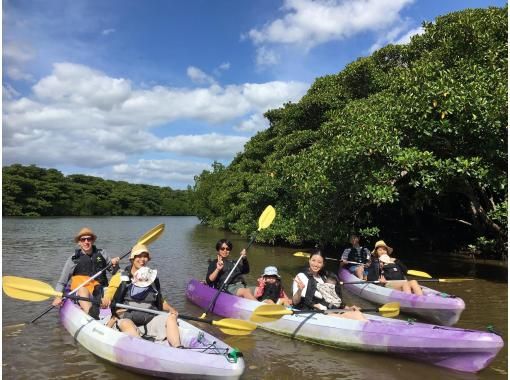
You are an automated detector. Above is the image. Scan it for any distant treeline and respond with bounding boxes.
[193,7,508,257]
[3,164,194,217]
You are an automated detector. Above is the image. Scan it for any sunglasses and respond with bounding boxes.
[80,236,94,242]
[219,247,231,251]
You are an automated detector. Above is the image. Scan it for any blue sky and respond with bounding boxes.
[3,0,506,189]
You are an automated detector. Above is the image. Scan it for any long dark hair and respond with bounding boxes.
[307,248,326,277]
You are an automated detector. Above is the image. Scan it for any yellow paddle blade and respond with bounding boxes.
[257,206,276,231]
[3,276,62,301]
[293,252,310,258]
[437,278,475,283]
[377,302,400,318]
[407,270,432,278]
[250,304,292,323]
[212,318,257,336]
[137,223,165,245]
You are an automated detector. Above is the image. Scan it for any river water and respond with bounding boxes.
[2,216,507,379]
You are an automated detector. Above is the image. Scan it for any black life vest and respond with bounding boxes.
[113,266,163,326]
[208,258,247,289]
[381,262,406,280]
[258,282,281,303]
[347,247,369,264]
[72,247,108,286]
[295,270,329,311]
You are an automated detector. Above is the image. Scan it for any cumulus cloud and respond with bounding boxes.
[111,159,211,186]
[394,25,425,45]
[3,41,36,81]
[369,24,424,52]
[235,113,269,132]
[187,66,217,85]
[3,62,307,182]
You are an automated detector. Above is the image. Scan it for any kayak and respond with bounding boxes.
[186,279,503,373]
[60,300,245,379]
[338,268,465,326]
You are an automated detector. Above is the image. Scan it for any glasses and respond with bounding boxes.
[219,247,231,251]
[80,236,93,242]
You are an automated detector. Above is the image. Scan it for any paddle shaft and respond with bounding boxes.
[30,252,126,323]
[291,307,379,315]
[204,235,255,315]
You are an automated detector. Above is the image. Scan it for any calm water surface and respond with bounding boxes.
[2,217,507,379]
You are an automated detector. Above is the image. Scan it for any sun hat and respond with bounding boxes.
[262,266,280,278]
[132,267,157,288]
[372,240,393,255]
[74,227,97,243]
[130,244,152,260]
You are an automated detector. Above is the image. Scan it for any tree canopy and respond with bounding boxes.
[193,6,507,257]
[3,164,194,217]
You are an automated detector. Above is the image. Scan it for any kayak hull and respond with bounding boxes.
[186,279,503,373]
[60,300,245,379]
[338,268,465,326]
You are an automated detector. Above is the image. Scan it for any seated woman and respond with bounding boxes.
[109,244,182,348]
[206,239,257,300]
[254,266,292,306]
[292,249,367,321]
[367,240,423,296]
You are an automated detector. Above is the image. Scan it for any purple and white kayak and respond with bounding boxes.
[338,268,465,326]
[186,279,503,373]
[60,300,245,379]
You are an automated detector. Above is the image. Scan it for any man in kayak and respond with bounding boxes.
[206,239,257,300]
[108,244,182,348]
[52,227,120,318]
[340,234,371,279]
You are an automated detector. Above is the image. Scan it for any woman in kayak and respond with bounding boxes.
[108,244,182,348]
[367,240,423,295]
[52,227,120,319]
[292,249,367,321]
[206,239,257,300]
[254,266,292,306]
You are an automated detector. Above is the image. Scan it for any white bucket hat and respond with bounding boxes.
[262,266,280,278]
[132,267,157,288]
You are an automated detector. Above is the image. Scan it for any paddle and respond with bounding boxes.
[29,223,165,324]
[250,302,400,323]
[2,276,256,336]
[405,270,474,282]
[200,205,276,319]
[339,277,473,285]
[293,252,359,265]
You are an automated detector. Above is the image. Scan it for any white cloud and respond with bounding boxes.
[156,133,248,159]
[187,66,217,85]
[3,62,307,173]
[235,113,269,132]
[101,28,116,36]
[3,41,36,81]
[394,25,424,45]
[3,84,21,100]
[111,159,211,187]
[256,47,280,67]
[369,24,424,53]
[247,0,414,66]
[218,62,231,70]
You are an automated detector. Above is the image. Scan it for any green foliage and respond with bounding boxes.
[193,6,507,256]
[2,164,193,217]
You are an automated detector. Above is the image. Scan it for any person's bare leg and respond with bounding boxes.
[118,319,141,337]
[77,287,92,313]
[409,280,423,295]
[236,288,257,300]
[354,266,364,279]
[166,314,181,347]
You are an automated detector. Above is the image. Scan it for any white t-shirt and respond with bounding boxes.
[293,272,325,300]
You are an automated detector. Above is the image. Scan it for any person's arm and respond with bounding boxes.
[162,300,178,316]
[292,274,306,305]
[238,249,250,274]
[206,259,222,286]
[102,249,120,270]
[52,256,76,306]
[102,272,121,307]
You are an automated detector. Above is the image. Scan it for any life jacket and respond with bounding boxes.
[347,247,369,264]
[71,247,108,287]
[381,262,406,280]
[295,270,329,311]
[112,266,163,326]
[208,258,247,289]
[258,282,282,303]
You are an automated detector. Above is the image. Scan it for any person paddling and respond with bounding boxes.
[340,234,371,280]
[52,227,119,318]
[367,240,423,296]
[109,244,182,347]
[206,239,257,300]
